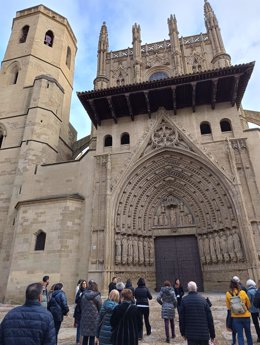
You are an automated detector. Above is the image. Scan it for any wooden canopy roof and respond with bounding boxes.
[77,62,254,128]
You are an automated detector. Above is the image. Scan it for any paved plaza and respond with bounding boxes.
[0,292,259,345]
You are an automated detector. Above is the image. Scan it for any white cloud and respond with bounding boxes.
[1,0,259,139]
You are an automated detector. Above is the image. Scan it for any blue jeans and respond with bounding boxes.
[233,317,253,345]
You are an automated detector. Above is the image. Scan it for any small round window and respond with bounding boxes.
[149,72,169,81]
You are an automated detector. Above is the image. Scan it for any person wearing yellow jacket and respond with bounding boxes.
[226,279,253,345]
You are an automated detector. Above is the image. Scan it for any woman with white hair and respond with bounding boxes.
[246,279,260,342]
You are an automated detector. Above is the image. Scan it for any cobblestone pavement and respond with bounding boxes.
[0,293,259,345]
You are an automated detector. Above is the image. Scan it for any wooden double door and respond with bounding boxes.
[155,235,203,291]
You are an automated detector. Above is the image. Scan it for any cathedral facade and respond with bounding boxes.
[0,2,260,302]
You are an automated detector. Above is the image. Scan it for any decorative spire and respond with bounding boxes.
[204,0,218,27]
[95,22,109,90]
[132,22,141,61]
[203,1,231,68]
[98,21,109,51]
[132,23,141,43]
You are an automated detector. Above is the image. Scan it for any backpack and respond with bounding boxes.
[229,291,247,314]
[253,289,260,309]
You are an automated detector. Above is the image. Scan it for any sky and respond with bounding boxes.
[0,0,259,139]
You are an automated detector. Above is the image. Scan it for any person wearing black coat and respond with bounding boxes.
[0,282,56,345]
[74,280,87,345]
[174,278,184,312]
[47,283,69,343]
[108,277,117,293]
[125,279,135,303]
[134,277,152,339]
[179,281,215,345]
[110,289,142,345]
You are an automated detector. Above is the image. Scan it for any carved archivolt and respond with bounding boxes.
[113,117,240,267]
[198,229,244,265]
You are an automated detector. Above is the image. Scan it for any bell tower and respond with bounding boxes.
[0,5,77,301]
[0,5,77,161]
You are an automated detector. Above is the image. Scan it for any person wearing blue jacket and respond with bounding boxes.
[0,282,56,345]
[47,283,69,343]
[96,289,119,345]
[246,279,260,342]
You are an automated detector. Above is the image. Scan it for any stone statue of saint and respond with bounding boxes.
[214,232,223,262]
[209,233,217,264]
[122,235,128,265]
[169,206,177,226]
[144,238,149,265]
[232,230,244,261]
[198,235,206,264]
[187,213,193,224]
[158,206,164,226]
[148,237,154,265]
[115,235,121,265]
[203,235,211,264]
[227,230,237,262]
[127,236,133,265]
[138,237,144,265]
[133,236,138,265]
[219,231,230,262]
[153,214,158,226]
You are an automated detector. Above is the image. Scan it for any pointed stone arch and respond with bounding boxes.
[110,113,248,288]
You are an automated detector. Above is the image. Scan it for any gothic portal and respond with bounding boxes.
[0,2,260,302]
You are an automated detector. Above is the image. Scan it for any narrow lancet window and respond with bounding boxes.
[35,230,46,251]
[66,47,71,69]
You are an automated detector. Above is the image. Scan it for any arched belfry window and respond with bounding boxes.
[66,46,71,69]
[121,132,130,145]
[20,25,29,43]
[149,71,169,81]
[200,121,212,135]
[104,135,112,147]
[35,230,46,251]
[220,119,232,132]
[44,30,54,47]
